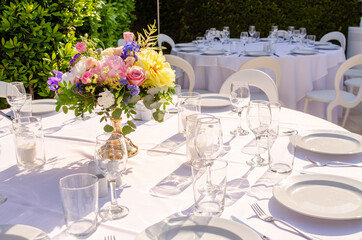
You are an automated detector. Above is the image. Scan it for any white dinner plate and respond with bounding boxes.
[273,174,362,220]
[135,216,260,240]
[178,47,200,52]
[294,130,362,155]
[32,99,57,115]
[175,43,195,47]
[0,224,49,240]
[314,41,330,46]
[259,38,269,41]
[244,51,271,57]
[202,50,225,55]
[291,49,318,55]
[200,93,230,107]
[314,45,340,50]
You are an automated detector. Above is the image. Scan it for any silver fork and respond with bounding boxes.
[104,236,116,240]
[250,203,322,240]
[306,156,362,167]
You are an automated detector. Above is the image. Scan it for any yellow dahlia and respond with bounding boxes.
[136,48,175,90]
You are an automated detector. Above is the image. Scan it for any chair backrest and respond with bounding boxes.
[164,54,195,92]
[276,30,289,40]
[0,81,8,98]
[239,57,281,89]
[117,39,126,47]
[219,69,279,103]
[320,31,346,51]
[327,54,362,122]
[158,34,175,49]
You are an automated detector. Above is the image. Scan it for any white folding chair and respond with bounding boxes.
[0,81,8,98]
[345,77,362,93]
[304,54,362,127]
[320,31,346,51]
[117,39,126,47]
[158,34,175,49]
[164,54,195,92]
[219,69,279,103]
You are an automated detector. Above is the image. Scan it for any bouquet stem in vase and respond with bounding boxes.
[111,118,139,157]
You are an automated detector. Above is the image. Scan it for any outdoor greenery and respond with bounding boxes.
[134,0,360,43]
[0,0,135,108]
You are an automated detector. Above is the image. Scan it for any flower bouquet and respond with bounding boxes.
[47,24,175,140]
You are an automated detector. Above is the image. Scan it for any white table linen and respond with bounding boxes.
[172,41,345,120]
[0,107,361,240]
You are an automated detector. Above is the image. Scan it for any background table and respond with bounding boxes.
[0,107,361,239]
[172,41,345,120]
[347,26,362,59]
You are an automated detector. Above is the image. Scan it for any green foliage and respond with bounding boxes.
[0,0,135,109]
[133,0,359,43]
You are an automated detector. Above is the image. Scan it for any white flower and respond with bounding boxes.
[97,89,115,108]
[62,71,76,84]
[72,58,87,77]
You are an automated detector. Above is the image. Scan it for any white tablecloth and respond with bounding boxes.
[172,41,346,120]
[0,107,361,240]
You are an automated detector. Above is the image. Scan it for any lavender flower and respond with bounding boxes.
[47,70,63,92]
[127,84,140,96]
[121,41,140,60]
[119,77,128,85]
[69,53,81,67]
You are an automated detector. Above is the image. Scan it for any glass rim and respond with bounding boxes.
[59,173,98,190]
[96,132,124,142]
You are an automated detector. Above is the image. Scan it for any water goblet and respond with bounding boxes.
[292,29,300,47]
[240,32,248,54]
[229,81,250,136]
[194,116,224,194]
[219,30,228,51]
[94,132,129,220]
[299,28,307,45]
[223,26,230,39]
[246,100,271,167]
[271,26,278,33]
[6,82,26,119]
[287,26,295,44]
[248,25,256,40]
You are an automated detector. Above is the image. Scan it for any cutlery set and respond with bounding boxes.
[306,156,362,167]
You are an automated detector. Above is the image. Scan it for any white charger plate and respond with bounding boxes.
[314,45,340,50]
[202,50,225,55]
[294,130,362,155]
[175,43,195,47]
[273,174,362,220]
[0,224,49,240]
[179,47,200,52]
[244,51,271,57]
[32,99,57,115]
[200,93,230,108]
[135,216,260,240]
[291,49,318,55]
[314,41,330,46]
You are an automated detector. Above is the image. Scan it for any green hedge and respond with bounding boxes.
[0,0,135,109]
[134,0,360,43]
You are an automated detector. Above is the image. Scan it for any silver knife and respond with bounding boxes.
[231,216,271,240]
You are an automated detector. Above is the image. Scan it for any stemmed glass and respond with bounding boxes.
[219,30,228,51]
[292,29,300,47]
[229,81,250,136]
[248,26,256,40]
[6,82,26,119]
[287,26,295,44]
[299,28,307,46]
[223,26,230,40]
[246,100,271,167]
[271,26,278,33]
[94,132,129,220]
[240,32,248,54]
[194,116,224,194]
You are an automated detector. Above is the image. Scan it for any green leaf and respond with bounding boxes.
[112,108,122,119]
[104,124,113,132]
[62,106,68,114]
[153,110,165,122]
[122,125,134,135]
[127,120,136,129]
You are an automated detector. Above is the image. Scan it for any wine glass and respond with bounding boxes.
[246,100,271,167]
[240,32,248,54]
[6,82,26,119]
[194,116,224,194]
[223,26,230,39]
[292,29,300,47]
[94,132,128,220]
[229,81,250,136]
[219,30,228,51]
[299,28,307,45]
[287,26,295,44]
[248,26,256,40]
[271,26,278,33]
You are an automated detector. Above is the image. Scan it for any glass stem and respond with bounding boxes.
[255,135,261,158]
[109,179,118,207]
[206,166,212,185]
[237,110,242,132]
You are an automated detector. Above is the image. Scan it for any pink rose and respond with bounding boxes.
[123,32,134,42]
[81,71,93,84]
[126,66,146,86]
[85,57,98,70]
[75,42,87,53]
[113,47,123,56]
[125,57,135,68]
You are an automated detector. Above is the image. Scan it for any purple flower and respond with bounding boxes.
[127,84,140,96]
[119,77,128,85]
[69,53,81,67]
[121,41,140,60]
[47,70,63,92]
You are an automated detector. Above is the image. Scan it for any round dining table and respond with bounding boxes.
[0,104,361,239]
[172,40,346,120]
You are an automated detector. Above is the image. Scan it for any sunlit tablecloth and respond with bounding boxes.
[0,106,361,240]
[172,40,345,120]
